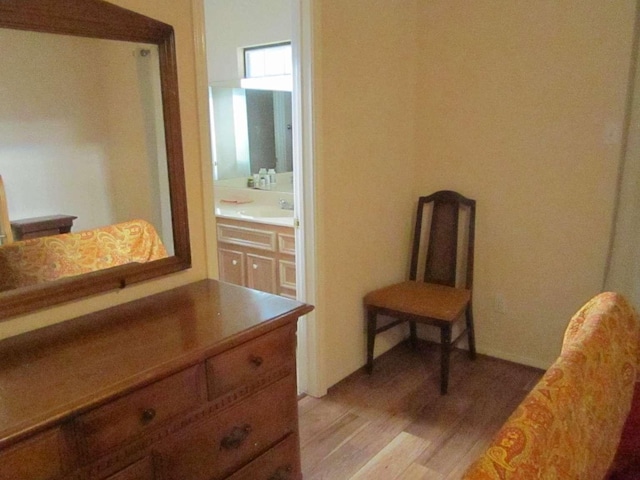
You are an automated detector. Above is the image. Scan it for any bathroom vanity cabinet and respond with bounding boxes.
[216,218,296,299]
[0,280,312,480]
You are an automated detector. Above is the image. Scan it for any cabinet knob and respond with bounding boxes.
[140,408,156,424]
[268,465,293,480]
[249,355,264,367]
[220,424,252,450]
[232,259,238,266]
[252,264,258,269]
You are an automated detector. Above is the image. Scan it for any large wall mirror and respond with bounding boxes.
[0,0,191,320]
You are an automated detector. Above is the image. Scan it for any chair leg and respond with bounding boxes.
[440,325,452,395]
[366,308,377,374]
[409,321,417,349]
[465,302,477,360]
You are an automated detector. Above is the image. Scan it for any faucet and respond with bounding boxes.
[279,198,294,211]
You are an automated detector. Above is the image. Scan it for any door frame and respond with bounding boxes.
[192,0,325,398]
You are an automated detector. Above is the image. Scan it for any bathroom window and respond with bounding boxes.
[244,42,292,79]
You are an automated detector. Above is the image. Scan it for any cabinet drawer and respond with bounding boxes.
[155,375,297,480]
[217,223,276,252]
[226,434,300,480]
[0,427,72,480]
[76,365,203,458]
[278,233,295,256]
[104,457,154,480]
[206,325,294,400]
[278,260,296,291]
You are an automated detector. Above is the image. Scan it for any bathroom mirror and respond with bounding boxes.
[211,87,292,182]
[0,0,190,320]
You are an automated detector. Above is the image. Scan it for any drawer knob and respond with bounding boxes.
[220,424,252,450]
[250,355,264,367]
[268,465,293,480]
[140,408,157,424]
[232,259,238,266]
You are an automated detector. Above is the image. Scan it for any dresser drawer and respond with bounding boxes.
[156,374,297,480]
[76,365,204,458]
[226,434,300,480]
[0,427,73,480]
[206,325,295,400]
[104,457,154,480]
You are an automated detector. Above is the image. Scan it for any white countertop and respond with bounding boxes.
[214,186,295,227]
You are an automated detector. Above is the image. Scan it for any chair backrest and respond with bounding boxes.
[0,175,13,245]
[409,190,475,289]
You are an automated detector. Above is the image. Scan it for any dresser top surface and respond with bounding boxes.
[0,280,312,446]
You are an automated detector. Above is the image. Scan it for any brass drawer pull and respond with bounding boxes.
[220,424,252,450]
[268,465,293,480]
[250,355,264,367]
[140,408,157,424]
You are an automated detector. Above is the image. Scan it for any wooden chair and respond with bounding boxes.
[0,175,13,245]
[364,190,476,394]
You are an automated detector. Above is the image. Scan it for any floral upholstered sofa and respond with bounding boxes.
[463,292,640,480]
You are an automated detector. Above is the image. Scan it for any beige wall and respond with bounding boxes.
[415,0,636,368]
[606,16,640,307]
[313,0,637,387]
[0,0,210,339]
[313,0,421,386]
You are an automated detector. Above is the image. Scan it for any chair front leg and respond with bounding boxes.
[366,308,377,374]
[465,302,477,360]
[409,321,417,349]
[440,325,452,395]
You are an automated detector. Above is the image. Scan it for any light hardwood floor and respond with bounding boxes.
[298,341,543,479]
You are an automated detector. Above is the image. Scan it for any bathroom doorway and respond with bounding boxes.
[201,0,320,396]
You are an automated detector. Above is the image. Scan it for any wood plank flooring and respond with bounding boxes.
[298,341,543,479]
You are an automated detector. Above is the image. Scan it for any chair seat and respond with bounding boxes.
[364,281,471,322]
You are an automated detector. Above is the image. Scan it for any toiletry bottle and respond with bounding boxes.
[268,168,276,184]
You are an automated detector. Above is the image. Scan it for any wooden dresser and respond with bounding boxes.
[0,280,313,480]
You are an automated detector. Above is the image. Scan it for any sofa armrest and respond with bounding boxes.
[463,292,639,480]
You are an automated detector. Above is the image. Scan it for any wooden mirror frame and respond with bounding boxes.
[0,0,191,320]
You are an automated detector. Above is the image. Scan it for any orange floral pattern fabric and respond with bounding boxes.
[463,292,639,480]
[0,219,167,291]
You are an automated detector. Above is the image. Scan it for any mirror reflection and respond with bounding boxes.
[0,28,173,252]
[0,28,176,293]
[211,87,292,182]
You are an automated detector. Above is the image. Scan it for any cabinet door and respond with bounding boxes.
[246,254,276,293]
[218,248,246,286]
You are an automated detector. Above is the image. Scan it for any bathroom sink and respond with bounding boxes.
[238,205,294,218]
